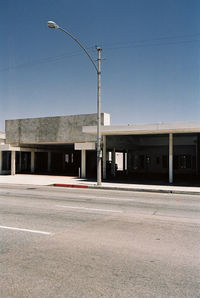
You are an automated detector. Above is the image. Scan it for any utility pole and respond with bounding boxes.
[97,47,102,185]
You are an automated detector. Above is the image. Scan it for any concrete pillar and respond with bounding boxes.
[0,151,2,174]
[111,148,116,177]
[81,150,86,178]
[31,151,35,173]
[169,133,173,184]
[123,152,126,171]
[11,151,16,176]
[103,136,107,180]
[47,152,51,172]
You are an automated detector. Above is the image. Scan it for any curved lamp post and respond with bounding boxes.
[47,21,102,185]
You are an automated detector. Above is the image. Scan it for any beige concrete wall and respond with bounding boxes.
[5,113,110,145]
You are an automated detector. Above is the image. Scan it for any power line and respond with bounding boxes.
[103,39,200,51]
[0,50,85,72]
[0,33,199,72]
[99,32,200,47]
[0,45,97,72]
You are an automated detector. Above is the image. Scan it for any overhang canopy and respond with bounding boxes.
[83,121,200,136]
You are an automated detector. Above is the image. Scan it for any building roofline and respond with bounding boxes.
[83,121,200,135]
[5,112,110,122]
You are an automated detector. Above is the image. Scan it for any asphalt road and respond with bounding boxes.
[0,184,199,298]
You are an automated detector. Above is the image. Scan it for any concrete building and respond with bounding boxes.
[1,113,200,184]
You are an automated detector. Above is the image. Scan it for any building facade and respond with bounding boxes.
[1,113,200,184]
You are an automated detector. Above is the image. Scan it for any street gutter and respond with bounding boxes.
[52,183,200,196]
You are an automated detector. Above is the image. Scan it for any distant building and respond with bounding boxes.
[1,113,200,184]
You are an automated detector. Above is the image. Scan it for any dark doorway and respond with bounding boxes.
[51,152,63,173]
[64,151,81,176]
[86,151,97,177]
[2,151,11,171]
[16,152,20,173]
[21,152,31,173]
[35,152,48,173]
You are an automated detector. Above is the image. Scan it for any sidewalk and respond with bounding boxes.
[0,174,200,195]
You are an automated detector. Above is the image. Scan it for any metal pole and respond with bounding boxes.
[97,47,102,185]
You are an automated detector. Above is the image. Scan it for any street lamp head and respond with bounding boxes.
[47,21,59,29]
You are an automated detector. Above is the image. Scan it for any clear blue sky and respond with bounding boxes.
[0,0,200,131]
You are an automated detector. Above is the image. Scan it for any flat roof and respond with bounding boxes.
[83,121,200,135]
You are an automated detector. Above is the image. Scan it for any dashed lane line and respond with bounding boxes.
[56,205,123,213]
[0,225,52,235]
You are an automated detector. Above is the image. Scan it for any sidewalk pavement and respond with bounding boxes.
[0,174,200,195]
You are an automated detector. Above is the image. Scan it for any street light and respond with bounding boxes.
[47,21,102,186]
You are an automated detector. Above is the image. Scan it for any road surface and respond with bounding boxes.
[0,184,199,297]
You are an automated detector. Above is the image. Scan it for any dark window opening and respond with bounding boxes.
[139,155,144,169]
[162,155,168,168]
[156,157,160,165]
[174,155,179,170]
[2,151,11,171]
[180,155,191,169]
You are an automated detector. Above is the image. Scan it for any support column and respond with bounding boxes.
[11,151,16,176]
[111,148,116,177]
[103,136,107,180]
[123,151,127,171]
[0,151,2,174]
[47,152,51,172]
[169,133,173,184]
[31,151,35,173]
[81,150,86,178]
[123,151,128,175]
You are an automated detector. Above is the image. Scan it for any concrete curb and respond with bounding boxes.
[88,185,200,195]
[52,183,200,195]
[53,184,88,189]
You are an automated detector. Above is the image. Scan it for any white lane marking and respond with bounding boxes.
[56,205,122,213]
[0,225,52,235]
